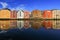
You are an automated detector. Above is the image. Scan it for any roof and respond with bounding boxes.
[2,8,11,11]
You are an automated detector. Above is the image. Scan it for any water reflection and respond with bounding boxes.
[0,20,10,30]
[17,20,24,29]
[10,20,17,29]
[0,20,17,33]
[0,20,60,31]
[0,20,60,39]
[24,20,31,29]
[31,20,42,30]
[52,20,60,29]
[43,20,53,29]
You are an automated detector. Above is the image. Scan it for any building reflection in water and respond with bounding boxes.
[24,20,31,29]
[17,20,24,29]
[31,20,42,30]
[17,20,31,29]
[42,20,60,29]
[0,20,10,31]
[52,20,60,29]
[0,20,60,31]
[10,20,17,29]
[0,20,17,32]
[42,20,53,29]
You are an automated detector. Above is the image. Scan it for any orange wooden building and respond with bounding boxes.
[43,10,52,19]
[31,10,42,19]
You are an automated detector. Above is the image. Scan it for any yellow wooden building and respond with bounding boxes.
[0,8,10,18]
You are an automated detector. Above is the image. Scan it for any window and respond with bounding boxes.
[20,11,21,16]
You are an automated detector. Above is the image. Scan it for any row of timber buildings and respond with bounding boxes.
[0,8,30,19]
[0,8,60,19]
[0,20,60,31]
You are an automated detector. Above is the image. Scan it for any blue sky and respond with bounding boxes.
[0,0,60,11]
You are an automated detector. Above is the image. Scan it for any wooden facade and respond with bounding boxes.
[10,10,17,19]
[31,10,42,19]
[43,10,52,19]
[52,10,60,19]
[17,10,24,19]
[0,8,10,18]
[24,11,30,19]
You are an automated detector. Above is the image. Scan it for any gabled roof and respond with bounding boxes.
[1,8,11,11]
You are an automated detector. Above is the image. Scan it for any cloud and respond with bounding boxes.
[9,4,26,10]
[8,4,26,10]
[0,2,8,8]
[11,8,15,10]
[16,4,26,10]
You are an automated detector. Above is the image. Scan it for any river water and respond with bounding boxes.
[0,20,60,40]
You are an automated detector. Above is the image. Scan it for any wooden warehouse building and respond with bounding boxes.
[0,8,11,19]
[43,10,52,19]
[31,10,42,19]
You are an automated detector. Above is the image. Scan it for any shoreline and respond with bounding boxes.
[0,18,60,20]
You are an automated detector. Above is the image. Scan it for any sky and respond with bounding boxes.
[0,0,60,11]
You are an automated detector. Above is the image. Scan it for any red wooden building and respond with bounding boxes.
[10,10,17,19]
[24,10,30,19]
[43,10,52,19]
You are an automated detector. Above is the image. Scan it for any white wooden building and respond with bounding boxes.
[52,10,60,19]
[17,10,24,19]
